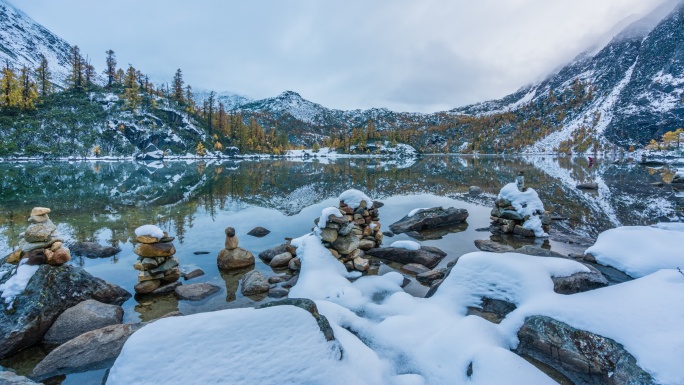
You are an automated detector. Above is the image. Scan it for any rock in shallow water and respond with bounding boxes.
[31,323,145,381]
[0,264,131,359]
[217,247,254,270]
[241,271,269,296]
[43,300,124,345]
[175,283,220,301]
[70,242,121,258]
[247,226,271,237]
[389,207,469,234]
[365,246,447,269]
[0,371,40,384]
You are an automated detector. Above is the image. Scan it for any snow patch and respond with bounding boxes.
[134,225,164,239]
[390,240,421,250]
[0,260,39,307]
[338,189,373,209]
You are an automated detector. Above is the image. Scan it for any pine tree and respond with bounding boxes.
[83,57,95,88]
[104,50,117,88]
[115,68,125,85]
[35,54,52,97]
[172,69,184,103]
[207,91,215,135]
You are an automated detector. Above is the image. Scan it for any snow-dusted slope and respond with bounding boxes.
[0,0,71,84]
[193,90,252,110]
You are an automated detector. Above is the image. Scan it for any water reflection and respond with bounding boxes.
[1,156,681,255]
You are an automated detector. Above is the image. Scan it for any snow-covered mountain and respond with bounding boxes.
[0,0,71,83]
[454,0,684,151]
[193,90,252,110]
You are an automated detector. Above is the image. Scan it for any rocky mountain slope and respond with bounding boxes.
[228,1,683,152]
[0,0,71,83]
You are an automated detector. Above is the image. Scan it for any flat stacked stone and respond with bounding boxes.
[314,198,382,273]
[489,197,551,237]
[217,227,255,270]
[133,230,180,294]
[8,207,70,266]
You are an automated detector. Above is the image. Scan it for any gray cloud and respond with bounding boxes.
[9,0,670,112]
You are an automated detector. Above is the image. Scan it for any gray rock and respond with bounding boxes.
[30,323,145,381]
[319,228,338,243]
[400,263,430,275]
[0,265,131,359]
[268,274,292,284]
[241,271,269,296]
[258,244,289,262]
[474,239,514,253]
[332,234,359,255]
[516,315,655,385]
[217,247,254,270]
[513,246,608,293]
[174,283,220,301]
[0,371,40,384]
[258,298,335,341]
[247,226,271,237]
[69,242,121,259]
[269,252,293,268]
[499,210,524,221]
[288,257,301,271]
[151,281,182,295]
[182,268,205,281]
[43,300,123,345]
[468,186,483,195]
[358,239,376,251]
[416,269,445,285]
[389,207,469,234]
[24,220,57,243]
[268,286,289,298]
[365,246,447,269]
[282,274,299,289]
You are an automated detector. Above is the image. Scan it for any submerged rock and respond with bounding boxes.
[175,283,220,301]
[241,271,269,296]
[43,300,124,345]
[258,243,290,263]
[0,264,131,359]
[30,323,145,381]
[389,207,468,234]
[516,315,655,385]
[0,371,40,384]
[247,226,271,237]
[70,242,121,259]
[365,246,447,269]
[473,239,514,253]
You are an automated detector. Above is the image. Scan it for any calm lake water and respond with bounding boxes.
[0,155,682,383]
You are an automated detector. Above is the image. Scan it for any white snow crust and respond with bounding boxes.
[338,189,373,209]
[498,183,548,237]
[134,225,164,239]
[0,260,39,306]
[390,240,421,251]
[585,224,684,278]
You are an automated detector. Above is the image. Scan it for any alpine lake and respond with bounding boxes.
[0,155,682,384]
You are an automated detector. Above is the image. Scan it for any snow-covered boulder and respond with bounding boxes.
[490,183,550,237]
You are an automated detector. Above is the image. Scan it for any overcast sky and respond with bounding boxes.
[9,0,671,112]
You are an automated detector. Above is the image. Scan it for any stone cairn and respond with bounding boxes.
[8,207,70,266]
[217,227,255,270]
[133,231,180,294]
[490,199,550,237]
[314,199,383,272]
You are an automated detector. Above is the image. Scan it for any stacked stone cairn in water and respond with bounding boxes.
[217,227,255,270]
[314,189,383,272]
[7,207,70,266]
[133,225,181,294]
[489,182,551,238]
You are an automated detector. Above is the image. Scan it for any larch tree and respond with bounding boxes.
[68,45,84,91]
[0,62,20,110]
[19,65,38,110]
[123,65,141,110]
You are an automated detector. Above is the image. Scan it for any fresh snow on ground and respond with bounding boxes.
[134,225,164,239]
[0,260,39,307]
[585,224,684,278]
[338,189,373,209]
[498,183,548,237]
[390,240,421,250]
[109,223,684,384]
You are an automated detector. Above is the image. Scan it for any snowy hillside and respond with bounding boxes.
[193,90,252,110]
[0,0,71,84]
